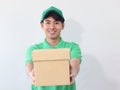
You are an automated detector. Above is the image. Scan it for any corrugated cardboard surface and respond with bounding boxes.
[32,48,70,86]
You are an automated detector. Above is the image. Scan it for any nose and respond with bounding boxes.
[49,23,55,29]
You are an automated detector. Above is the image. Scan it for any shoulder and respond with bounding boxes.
[63,41,81,54]
[64,41,80,48]
[27,42,43,52]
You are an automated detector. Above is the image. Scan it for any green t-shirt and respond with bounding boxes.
[25,38,82,90]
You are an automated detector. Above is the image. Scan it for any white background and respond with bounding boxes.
[0,0,120,90]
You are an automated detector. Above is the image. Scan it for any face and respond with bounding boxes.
[41,17,64,40]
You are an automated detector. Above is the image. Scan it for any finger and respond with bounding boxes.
[70,72,75,77]
[31,79,35,85]
[70,76,75,84]
[69,63,73,73]
[30,70,35,80]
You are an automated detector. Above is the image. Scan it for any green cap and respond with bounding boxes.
[40,6,64,22]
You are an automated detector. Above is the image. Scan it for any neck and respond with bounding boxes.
[46,37,60,46]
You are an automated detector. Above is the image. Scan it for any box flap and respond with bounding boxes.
[32,48,70,61]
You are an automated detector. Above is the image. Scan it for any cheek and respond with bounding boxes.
[56,25,63,30]
[43,26,48,31]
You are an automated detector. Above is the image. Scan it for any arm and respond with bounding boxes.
[26,62,35,85]
[70,58,80,84]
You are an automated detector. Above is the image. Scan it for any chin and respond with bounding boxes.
[49,36,58,40]
[50,37,57,40]
[47,35,59,40]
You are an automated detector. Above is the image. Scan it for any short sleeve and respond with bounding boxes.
[70,43,82,63]
[25,46,35,64]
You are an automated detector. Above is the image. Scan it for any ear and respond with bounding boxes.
[62,23,65,30]
[40,23,43,29]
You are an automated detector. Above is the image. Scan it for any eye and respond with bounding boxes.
[55,21,60,24]
[45,21,50,24]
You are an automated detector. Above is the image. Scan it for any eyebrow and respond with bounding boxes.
[44,19,59,22]
[44,19,50,21]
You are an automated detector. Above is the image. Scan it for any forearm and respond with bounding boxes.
[70,58,80,76]
[26,62,34,75]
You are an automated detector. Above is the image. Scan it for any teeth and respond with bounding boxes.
[49,31,55,33]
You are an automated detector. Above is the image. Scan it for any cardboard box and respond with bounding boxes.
[32,48,70,86]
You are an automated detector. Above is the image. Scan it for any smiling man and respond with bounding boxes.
[25,6,82,90]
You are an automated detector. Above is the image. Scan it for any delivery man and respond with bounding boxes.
[25,6,82,90]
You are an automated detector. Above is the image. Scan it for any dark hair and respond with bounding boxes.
[40,11,65,23]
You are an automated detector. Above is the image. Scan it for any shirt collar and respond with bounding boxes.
[43,38,64,49]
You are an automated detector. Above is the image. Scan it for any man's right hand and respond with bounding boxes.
[29,69,35,85]
[26,62,35,85]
